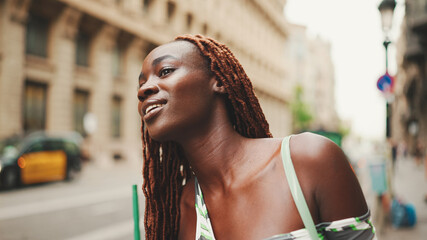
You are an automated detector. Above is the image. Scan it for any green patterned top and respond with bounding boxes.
[194,178,375,240]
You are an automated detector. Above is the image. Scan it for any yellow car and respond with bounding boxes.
[0,132,83,189]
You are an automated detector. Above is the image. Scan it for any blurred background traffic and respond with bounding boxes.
[0,0,426,239]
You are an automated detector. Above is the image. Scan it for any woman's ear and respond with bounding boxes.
[212,77,226,94]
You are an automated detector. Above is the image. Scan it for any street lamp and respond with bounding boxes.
[378,0,397,34]
[378,0,396,138]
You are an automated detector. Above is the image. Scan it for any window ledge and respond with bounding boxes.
[26,55,54,71]
[25,55,54,82]
[75,65,93,76]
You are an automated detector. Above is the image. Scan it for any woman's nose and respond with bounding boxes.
[137,83,159,101]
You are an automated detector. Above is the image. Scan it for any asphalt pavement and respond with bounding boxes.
[0,159,145,240]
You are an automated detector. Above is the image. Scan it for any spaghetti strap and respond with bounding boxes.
[281,136,319,240]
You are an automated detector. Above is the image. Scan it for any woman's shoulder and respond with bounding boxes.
[249,133,345,175]
[289,132,348,170]
[289,132,368,221]
[288,132,354,188]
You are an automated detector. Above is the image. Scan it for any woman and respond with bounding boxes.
[137,35,375,240]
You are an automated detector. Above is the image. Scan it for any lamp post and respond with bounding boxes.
[378,0,396,139]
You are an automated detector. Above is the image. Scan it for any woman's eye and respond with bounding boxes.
[159,68,174,77]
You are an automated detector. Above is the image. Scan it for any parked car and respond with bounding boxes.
[0,131,83,189]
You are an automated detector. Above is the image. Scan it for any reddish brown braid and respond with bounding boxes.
[141,34,272,239]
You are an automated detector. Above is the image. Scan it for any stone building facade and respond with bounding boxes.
[0,0,292,163]
[393,0,427,154]
[284,23,339,132]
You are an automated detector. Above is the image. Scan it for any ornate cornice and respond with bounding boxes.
[9,0,32,24]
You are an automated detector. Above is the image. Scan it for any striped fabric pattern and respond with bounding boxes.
[195,178,216,240]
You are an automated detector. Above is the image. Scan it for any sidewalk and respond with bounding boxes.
[377,157,427,239]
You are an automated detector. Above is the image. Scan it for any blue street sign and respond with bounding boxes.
[377,73,394,93]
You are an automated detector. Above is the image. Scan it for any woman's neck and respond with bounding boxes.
[178,121,251,194]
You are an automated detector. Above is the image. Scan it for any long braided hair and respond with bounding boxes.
[141,34,272,239]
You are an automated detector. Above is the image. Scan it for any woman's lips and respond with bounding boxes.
[144,104,165,120]
[145,104,165,115]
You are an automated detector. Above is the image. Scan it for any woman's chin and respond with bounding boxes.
[147,129,171,143]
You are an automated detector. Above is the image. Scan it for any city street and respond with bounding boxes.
[0,160,145,240]
[377,156,427,239]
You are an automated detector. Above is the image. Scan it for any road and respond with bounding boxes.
[0,160,145,240]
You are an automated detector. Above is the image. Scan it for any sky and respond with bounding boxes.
[284,0,405,140]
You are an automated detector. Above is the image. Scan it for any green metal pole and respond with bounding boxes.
[383,39,391,138]
[132,184,141,240]
[384,40,390,72]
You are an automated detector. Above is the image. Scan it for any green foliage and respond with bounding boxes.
[338,122,351,138]
[291,85,313,132]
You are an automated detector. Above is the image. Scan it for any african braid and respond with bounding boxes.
[142,34,271,239]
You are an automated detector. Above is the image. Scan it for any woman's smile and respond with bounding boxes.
[144,103,165,120]
[141,99,168,121]
[145,103,164,115]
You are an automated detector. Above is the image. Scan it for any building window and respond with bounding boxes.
[143,0,154,12]
[25,14,49,57]
[186,13,193,30]
[112,46,123,77]
[74,90,89,136]
[76,31,90,67]
[202,23,208,35]
[166,1,176,22]
[112,96,122,138]
[23,81,47,133]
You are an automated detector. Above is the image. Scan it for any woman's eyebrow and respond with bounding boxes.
[152,55,177,67]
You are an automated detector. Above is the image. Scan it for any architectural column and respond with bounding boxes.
[47,7,82,133]
[121,38,146,163]
[150,0,167,25]
[0,0,31,138]
[122,0,142,15]
[91,24,118,164]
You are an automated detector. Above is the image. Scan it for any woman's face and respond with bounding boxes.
[138,41,217,141]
